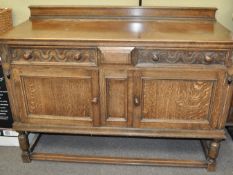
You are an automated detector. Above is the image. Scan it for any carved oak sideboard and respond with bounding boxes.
[1,6,233,172]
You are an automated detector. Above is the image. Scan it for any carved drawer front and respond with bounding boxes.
[10,47,98,66]
[99,47,134,65]
[12,66,100,126]
[132,49,230,66]
[133,68,227,130]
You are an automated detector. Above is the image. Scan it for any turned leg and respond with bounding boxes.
[18,131,31,163]
[207,139,221,172]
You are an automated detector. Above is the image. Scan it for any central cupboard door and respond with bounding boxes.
[12,66,100,126]
[133,68,226,130]
[100,69,133,127]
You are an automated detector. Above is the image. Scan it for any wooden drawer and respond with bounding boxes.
[10,47,98,66]
[99,47,134,65]
[132,48,230,67]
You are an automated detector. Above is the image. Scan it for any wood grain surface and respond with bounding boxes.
[0,6,233,170]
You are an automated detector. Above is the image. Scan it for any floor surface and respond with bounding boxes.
[0,132,233,175]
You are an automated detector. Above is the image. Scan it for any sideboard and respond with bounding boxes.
[1,6,233,172]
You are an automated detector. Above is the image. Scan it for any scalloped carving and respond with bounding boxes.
[133,49,229,66]
[10,48,98,65]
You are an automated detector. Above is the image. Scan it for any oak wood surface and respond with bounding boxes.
[133,68,227,130]
[30,152,207,168]
[18,132,31,163]
[13,122,226,139]
[10,47,98,66]
[100,68,133,127]
[11,65,100,126]
[100,47,133,65]
[29,6,217,20]
[1,20,232,43]
[0,7,231,44]
[0,6,233,171]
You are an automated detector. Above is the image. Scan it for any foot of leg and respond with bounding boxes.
[207,139,221,172]
[18,131,31,163]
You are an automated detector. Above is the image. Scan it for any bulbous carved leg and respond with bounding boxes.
[18,131,31,163]
[207,139,221,172]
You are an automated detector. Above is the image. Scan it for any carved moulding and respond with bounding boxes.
[133,49,229,66]
[0,44,11,64]
[10,48,97,64]
[0,44,12,76]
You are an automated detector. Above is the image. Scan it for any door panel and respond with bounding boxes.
[107,79,127,118]
[142,79,213,120]
[133,68,226,129]
[12,66,100,126]
[22,77,92,117]
[100,69,133,127]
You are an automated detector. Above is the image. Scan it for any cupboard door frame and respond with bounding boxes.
[133,67,227,130]
[100,68,133,127]
[12,65,100,126]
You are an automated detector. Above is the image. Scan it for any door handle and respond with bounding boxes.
[91,97,98,104]
[134,96,140,106]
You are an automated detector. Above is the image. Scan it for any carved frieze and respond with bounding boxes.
[10,48,98,65]
[133,49,229,66]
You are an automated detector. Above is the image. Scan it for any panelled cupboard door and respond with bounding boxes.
[133,68,227,130]
[100,69,133,127]
[12,66,100,126]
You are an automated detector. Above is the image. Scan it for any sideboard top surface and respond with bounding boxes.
[0,6,232,45]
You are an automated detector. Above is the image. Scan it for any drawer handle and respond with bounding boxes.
[205,55,213,63]
[134,96,140,106]
[91,97,98,104]
[23,51,33,60]
[152,53,159,62]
